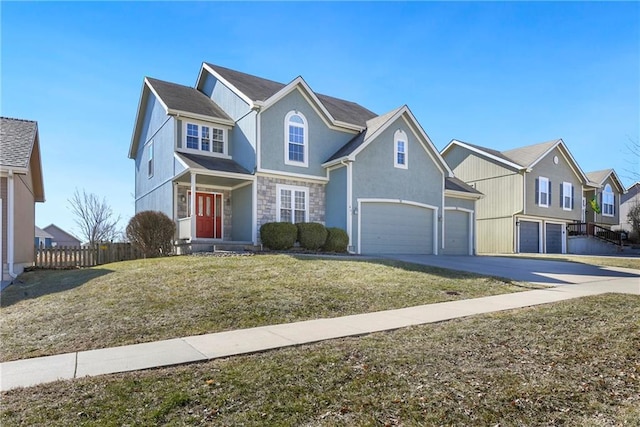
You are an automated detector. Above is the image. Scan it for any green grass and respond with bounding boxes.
[0,254,536,362]
[1,294,638,426]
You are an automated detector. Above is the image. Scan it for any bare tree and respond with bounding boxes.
[624,136,640,182]
[68,188,121,245]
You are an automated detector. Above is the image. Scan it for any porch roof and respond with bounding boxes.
[177,152,252,175]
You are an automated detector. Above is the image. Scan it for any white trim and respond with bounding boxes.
[602,183,615,217]
[444,189,483,200]
[188,190,225,240]
[200,63,254,106]
[170,110,235,127]
[543,220,567,254]
[182,120,230,157]
[256,169,329,184]
[0,197,2,282]
[562,181,573,211]
[276,184,309,223]
[443,139,524,171]
[147,140,154,179]
[515,217,543,254]
[538,176,550,207]
[284,110,309,168]
[529,139,589,184]
[393,129,408,169]
[252,180,258,244]
[346,161,353,249]
[356,198,439,255]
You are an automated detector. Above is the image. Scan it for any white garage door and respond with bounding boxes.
[360,202,434,254]
[443,210,470,255]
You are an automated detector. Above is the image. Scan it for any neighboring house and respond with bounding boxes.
[129,63,482,255]
[43,223,82,247]
[35,226,54,248]
[583,169,626,227]
[616,181,640,238]
[1,117,45,285]
[442,139,589,254]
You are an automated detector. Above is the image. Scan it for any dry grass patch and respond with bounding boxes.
[0,254,534,362]
[1,294,638,426]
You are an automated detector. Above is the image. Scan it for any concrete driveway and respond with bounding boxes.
[384,254,640,288]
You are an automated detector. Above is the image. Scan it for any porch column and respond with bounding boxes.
[190,172,196,240]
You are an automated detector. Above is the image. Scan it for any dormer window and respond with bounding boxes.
[184,121,227,155]
[284,111,308,167]
[394,130,408,169]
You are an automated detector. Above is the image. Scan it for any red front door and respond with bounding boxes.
[195,193,223,238]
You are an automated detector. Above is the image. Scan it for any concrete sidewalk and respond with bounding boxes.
[2,276,638,392]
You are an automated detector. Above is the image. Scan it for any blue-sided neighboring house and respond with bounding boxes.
[35,226,54,248]
[128,63,482,255]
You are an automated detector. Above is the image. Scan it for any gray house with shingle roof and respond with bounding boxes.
[442,138,626,254]
[1,117,45,285]
[129,63,481,254]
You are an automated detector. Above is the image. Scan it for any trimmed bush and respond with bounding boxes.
[297,222,328,251]
[323,227,349,253]
[126,211,175,258]
[260,222,298,250]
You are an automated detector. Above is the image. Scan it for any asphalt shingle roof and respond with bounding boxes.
[501,139,560,168]
[585,169,614,185]
[146,77,232,121]
[445,177,483,195]
[205,63,377,127]
[176,152,252,175]
[0,117,38,169]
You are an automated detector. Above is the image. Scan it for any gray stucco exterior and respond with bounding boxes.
[325,165,348,230]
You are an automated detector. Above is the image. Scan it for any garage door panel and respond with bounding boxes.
[361,203,433,254]
[519,221,540,253]
[545,223,563,254]
[444,210,470,255]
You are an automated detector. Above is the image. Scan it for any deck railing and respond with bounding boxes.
[566,222,623,246]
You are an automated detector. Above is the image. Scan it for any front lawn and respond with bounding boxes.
[1,294,638,426]
[0,254,534,362]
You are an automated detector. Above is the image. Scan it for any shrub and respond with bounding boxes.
[126,211,175,258]
[297,222,328,251]
[323,227,349,253]
[260,222,297,250]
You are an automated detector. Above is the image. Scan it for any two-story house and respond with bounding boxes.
[441,139,590,254]
[129,63,481,255]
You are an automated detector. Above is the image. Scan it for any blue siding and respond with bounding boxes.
[231,183,253,241]
[259,89,357,176]
[134,92,175,216]
[351,116,444,249]
[136,181,173,219]
[325,166,347,229]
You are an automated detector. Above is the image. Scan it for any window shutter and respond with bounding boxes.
[560,183,563,207]
[548,181,552,204]
[613,194,616,215]
[571,186,575,210]
[535,178,539,204]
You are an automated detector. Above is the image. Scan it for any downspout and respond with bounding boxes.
[7,170,17,279]
[341,159,353,252]
[252,104,261,245]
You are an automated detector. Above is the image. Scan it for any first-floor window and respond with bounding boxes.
[277,185,308,223]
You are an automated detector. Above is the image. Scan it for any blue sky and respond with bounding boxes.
[2,1,639,238]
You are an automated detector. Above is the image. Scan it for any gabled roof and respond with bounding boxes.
[176,152,252,176]
[323,105,453,177]
[443,138,589,184]
[1,117,38,169]
[35,226,54,239]
[0,117,45,202]
[202,63,377,128]
[146,77,232,122]
[585,169,626,193]
[43,224,81,243]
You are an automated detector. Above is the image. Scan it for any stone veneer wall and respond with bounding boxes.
[176,185,232,240]
[256,175,325,233]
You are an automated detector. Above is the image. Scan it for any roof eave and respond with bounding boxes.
[167,109,235,127]
[445,189,484,200]
[446,139,525,171]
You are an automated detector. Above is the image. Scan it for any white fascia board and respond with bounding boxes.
[256,169,329,184]
[144,77,171,114]
[186,168,256,181]
[348,107,406,159]
[128,82,152,159]
[550,141,590,184]
[400,111,452,177]
[174,153,190,170]
[200,63,254,106]
[447,139,525,171]
[321,156,351,169]
[169,109,235,127]
[0,166,28,175]
[444,189,484,200]
[261,78,363,133]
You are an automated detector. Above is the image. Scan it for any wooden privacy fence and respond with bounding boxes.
[35,243,144,268]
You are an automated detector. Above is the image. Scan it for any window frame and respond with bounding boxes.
[538,176,550,207]
[147,140,154,178]
[394,129,408,169]
[602,184,614,217]
[182,120,228,157]
[276,184,309,224]
[562,181,572,211]
[284,111,309,168]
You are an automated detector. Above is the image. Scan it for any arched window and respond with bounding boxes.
[284,111,308,167]
[394,129,408,169]
[602,184,614,216]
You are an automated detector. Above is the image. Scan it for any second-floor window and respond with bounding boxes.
[394,130,408,169]
[602,184,614,216]
[538,177,550,207]
[185,122,225,155]
[284,111,308,167]
[561,182,573,210]
[148,140,154,178]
